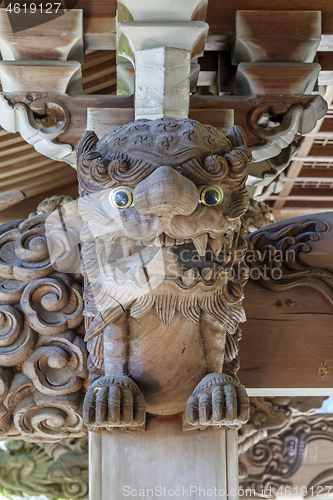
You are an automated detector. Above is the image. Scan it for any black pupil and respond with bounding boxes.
[204,189,220,205]
[114,191,130,207]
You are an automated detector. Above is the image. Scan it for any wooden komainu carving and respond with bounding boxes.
[76,118,252,431]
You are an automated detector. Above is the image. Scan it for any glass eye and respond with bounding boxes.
[110,187,133,209]
[199,186,223,207]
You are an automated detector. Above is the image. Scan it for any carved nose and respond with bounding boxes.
[133,166,198,217]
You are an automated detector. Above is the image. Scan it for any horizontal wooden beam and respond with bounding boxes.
[299,168,333,178]
[290,156,333,162]
[4,2,333,52]
[309,144,333,157]
[269,195,333,200]
[285,176,333,183]
[248,388,333,396]
[240,280,333,391]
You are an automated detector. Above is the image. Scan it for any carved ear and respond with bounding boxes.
[227,185,250,220]
[77,130,100,160]
[226,126,247,148]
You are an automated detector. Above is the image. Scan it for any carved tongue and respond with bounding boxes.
[146,247,181,279]
[193,233,208,257]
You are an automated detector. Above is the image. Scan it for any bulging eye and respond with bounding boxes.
[110,187,133,209]
[199,186,223,207]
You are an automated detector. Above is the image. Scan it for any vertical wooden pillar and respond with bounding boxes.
[89,419,239,500]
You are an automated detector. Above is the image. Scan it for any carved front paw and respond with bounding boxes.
[83,375,146,431]
[184,373,249,431]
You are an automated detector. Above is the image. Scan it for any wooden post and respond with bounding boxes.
[89,419,239,500]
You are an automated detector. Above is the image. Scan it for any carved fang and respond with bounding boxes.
[209,235,223,257]
[105,241,118,259]
[120,238,136,258]
[193,233,208,257]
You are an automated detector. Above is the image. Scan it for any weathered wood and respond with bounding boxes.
[0,191,25,211]
[0,61,82,94]
[118,21,208,119]
[233,10,321,65]
[240,413,333,498]
[89,420,238,500]
[0,202,86,441]
[241,281,333,391]
[232,63,320,96]
[241,212,333,393]
[76,118,252,431]
[4,92,322,148]
[0,9,84,62]
[4,0,331,52]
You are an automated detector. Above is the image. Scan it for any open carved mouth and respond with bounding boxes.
[100,229,239,290]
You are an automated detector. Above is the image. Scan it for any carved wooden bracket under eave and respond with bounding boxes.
[0,94,76,167]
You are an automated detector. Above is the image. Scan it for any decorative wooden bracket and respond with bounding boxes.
[117,0,208,119]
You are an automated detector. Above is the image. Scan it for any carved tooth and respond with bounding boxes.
[176,239,185,245]
[164,235,175,247]
[224,235,233,250]
[96,238,104,256]
[202,267,213,280]
[182,268,197,286]
[135,267,149,284]
[154,234,164,247]
[209,235,223,257]
[193,233,208,257]
[120,237,136,258]
[115,267,126,280]
[104,241,117,259]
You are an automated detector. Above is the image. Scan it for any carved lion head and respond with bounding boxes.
[76,118,252,340]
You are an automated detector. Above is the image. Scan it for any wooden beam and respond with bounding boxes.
[4,1,333,52]
[0,182,78,223]
[308,145,333,157]
[269,195,333,201]
[285,176,333,183]
[240,280,333,392]
[273,86,333,210]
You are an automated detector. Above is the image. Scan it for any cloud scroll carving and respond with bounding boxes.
[0,210,87,442]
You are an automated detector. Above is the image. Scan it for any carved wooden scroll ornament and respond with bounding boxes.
[0,208,86,441]
[75,117,252,431]
[245,217,333,304]
[0,436,88,499]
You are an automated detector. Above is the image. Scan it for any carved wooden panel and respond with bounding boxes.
[0,198,87,441]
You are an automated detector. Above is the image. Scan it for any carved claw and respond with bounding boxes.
[83,375,146,431]
[183,373,249,431]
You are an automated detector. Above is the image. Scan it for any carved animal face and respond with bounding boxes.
[76,118,252,338]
